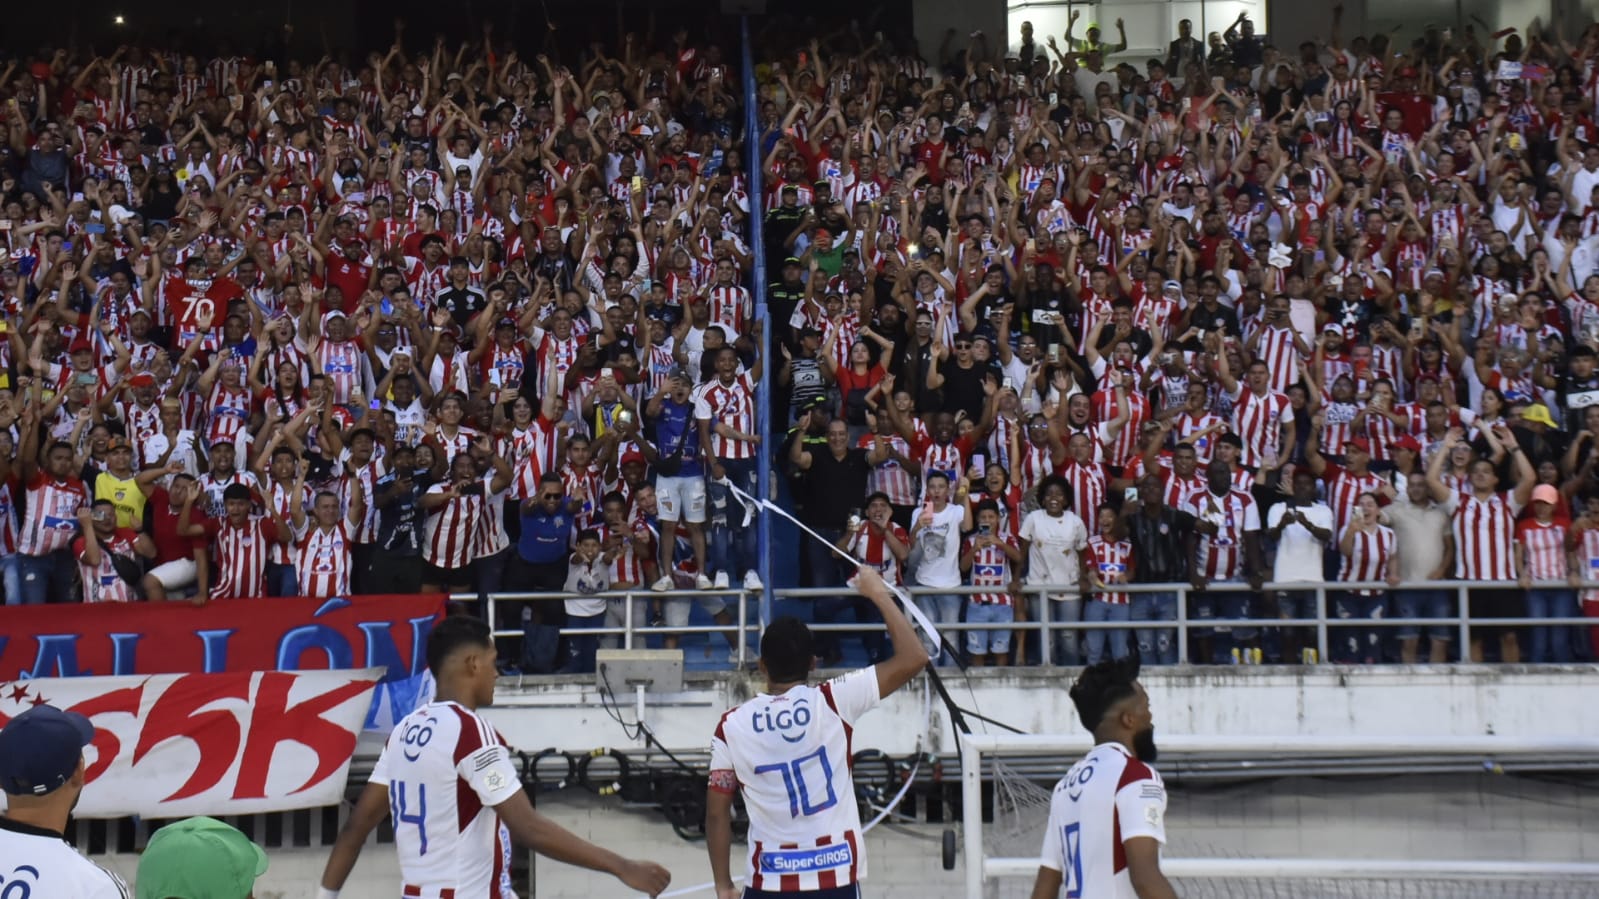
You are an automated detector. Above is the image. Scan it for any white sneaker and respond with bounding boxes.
[695,573,713,590]
[713,571,730,590]
[743,570,764,591]
[651,576,674,592]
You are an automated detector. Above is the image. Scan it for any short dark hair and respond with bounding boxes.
[1069,654,1142,733]
[222,483,252,502]
[760,616,813,684]
[426,614,493,675]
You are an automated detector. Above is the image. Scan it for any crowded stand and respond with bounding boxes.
[1,10,1598,670]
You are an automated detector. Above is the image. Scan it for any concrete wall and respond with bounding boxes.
[476,666,1599,758]
[92,773,1599,898]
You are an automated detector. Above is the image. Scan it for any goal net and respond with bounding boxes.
[962,734,1599,899]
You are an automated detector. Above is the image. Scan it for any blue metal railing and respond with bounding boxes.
[740,14,773,630]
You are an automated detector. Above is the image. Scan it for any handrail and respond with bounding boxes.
[464,578,1598,670]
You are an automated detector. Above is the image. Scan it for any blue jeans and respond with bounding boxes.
[474,547,512,621]
[1083,599,1132,665]
[1395,589,1453,642]
[709,458,758,580]
[1194,582,1255,662]
[18,550,76,605]
[265,562,298,598]
[1332,592,1389,664]
[1129,592,1178,664]
[965,601,1014,657]
[914,592,963,666]
[560,612,607,674]
[0,553,24,606]
[1036,593,1083,666]
[1525,589,1576,664]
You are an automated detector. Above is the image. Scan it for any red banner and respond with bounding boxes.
[0,670,380,818]
[0,594,446,730]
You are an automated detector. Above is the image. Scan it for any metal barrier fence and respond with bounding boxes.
[465,579,1599,669]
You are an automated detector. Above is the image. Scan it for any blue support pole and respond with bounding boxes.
[741,15,773,632]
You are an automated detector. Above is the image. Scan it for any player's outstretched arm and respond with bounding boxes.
[495,787,672,896]
[319,780,391,895]
[1126,836,1179,899]
[1028,864,1064,899]
[852,567,930,698]
[705,781,741,899]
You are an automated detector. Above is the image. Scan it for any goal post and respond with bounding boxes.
[958,733,1599,899]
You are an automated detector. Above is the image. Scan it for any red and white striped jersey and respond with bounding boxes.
[858,433,918,506]
[709,668,881,892]
[694,374,758,460]
[509,417,563,500]
[1058,460,1109,535]
[1229,388,1293,468]
[1364,408,1404,462]
[314,339,365,403]
[74,529,142,603]
[1086,535,1135,603]
[369,701,521,899]
[599,518,651,586]
[964,535,1019,605]
[264,479,311,565]
[845,522,911,585]
[17,471,89,556]
[207,516,282,600]
[1447,491,1521,580]
[1091,385,1149,468]
[1170,410,1226,465]
[424,483,484,569]
[0,478,17,555]
[294,522,354,597]
[1182,489,1260,581]
[706,285,753,336]
[1576,527,1599,603]
[1323,466,1388,534]
[1159,469,1207,511]
[1516,519,1570,581]
[532,331,581,394]
[559,463,604,530]
[205,383,254,447]
[477,474,512,559]
[1255,326,1303,394]
[1014,441,1054,496]
[1338,524,1395,593]
[1040,743,1166,899]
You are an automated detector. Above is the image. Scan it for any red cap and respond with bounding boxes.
[1393,435,1423,453]
[128,372,158,389]
[620,449,648,468]
[69,338,95,355]
[1346,437,1371,454]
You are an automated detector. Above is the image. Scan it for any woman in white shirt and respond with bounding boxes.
[1018,476,1090,665]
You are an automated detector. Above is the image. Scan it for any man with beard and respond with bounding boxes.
[0,705,131,897]
[1028,656,1174,899]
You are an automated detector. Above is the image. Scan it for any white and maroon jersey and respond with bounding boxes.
[424,483,484,569]
[314,339,366,403]
[532,331,581,392]
[369,701,521,899]
[1323,466,1387,534]
[964,535,1018,605]
[1014,441,1054,496]
[559,463,604,530]
[17,471,89,555]
[1085,536,1135,603]
[1319,396,1360,458]
[482,341,529,393]
[294,522,354,597]
[599,518,650,585]
[1133,293,1180,342]
[116,399,164,447]
[197,469,258,518]
[694,374,758,460]
[1170,411,1225,465]
[74,529,142,603]
[477,474,512,560]
[706,284,753,336]
[1254,326,1302,393]
[208,517,280,600]
[1182,489,1260,581]
[1040,742,1167,899]
[845,522,910,585]
[1338,523,1395,593]
[1517,518,1569,581]
[343,454,385,543]
[205,383,254,447]
[509,418,563,499]
[1229,388,1293,468]
[1446,491,1521,580]
[709,668,881,892]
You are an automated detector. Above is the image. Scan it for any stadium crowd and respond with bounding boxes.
[2,10,1599,670]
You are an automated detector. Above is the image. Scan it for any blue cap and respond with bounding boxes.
[0,704,96,796]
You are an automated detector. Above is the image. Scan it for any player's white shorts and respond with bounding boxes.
[657,474,707,523]
[148,558,198,591]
